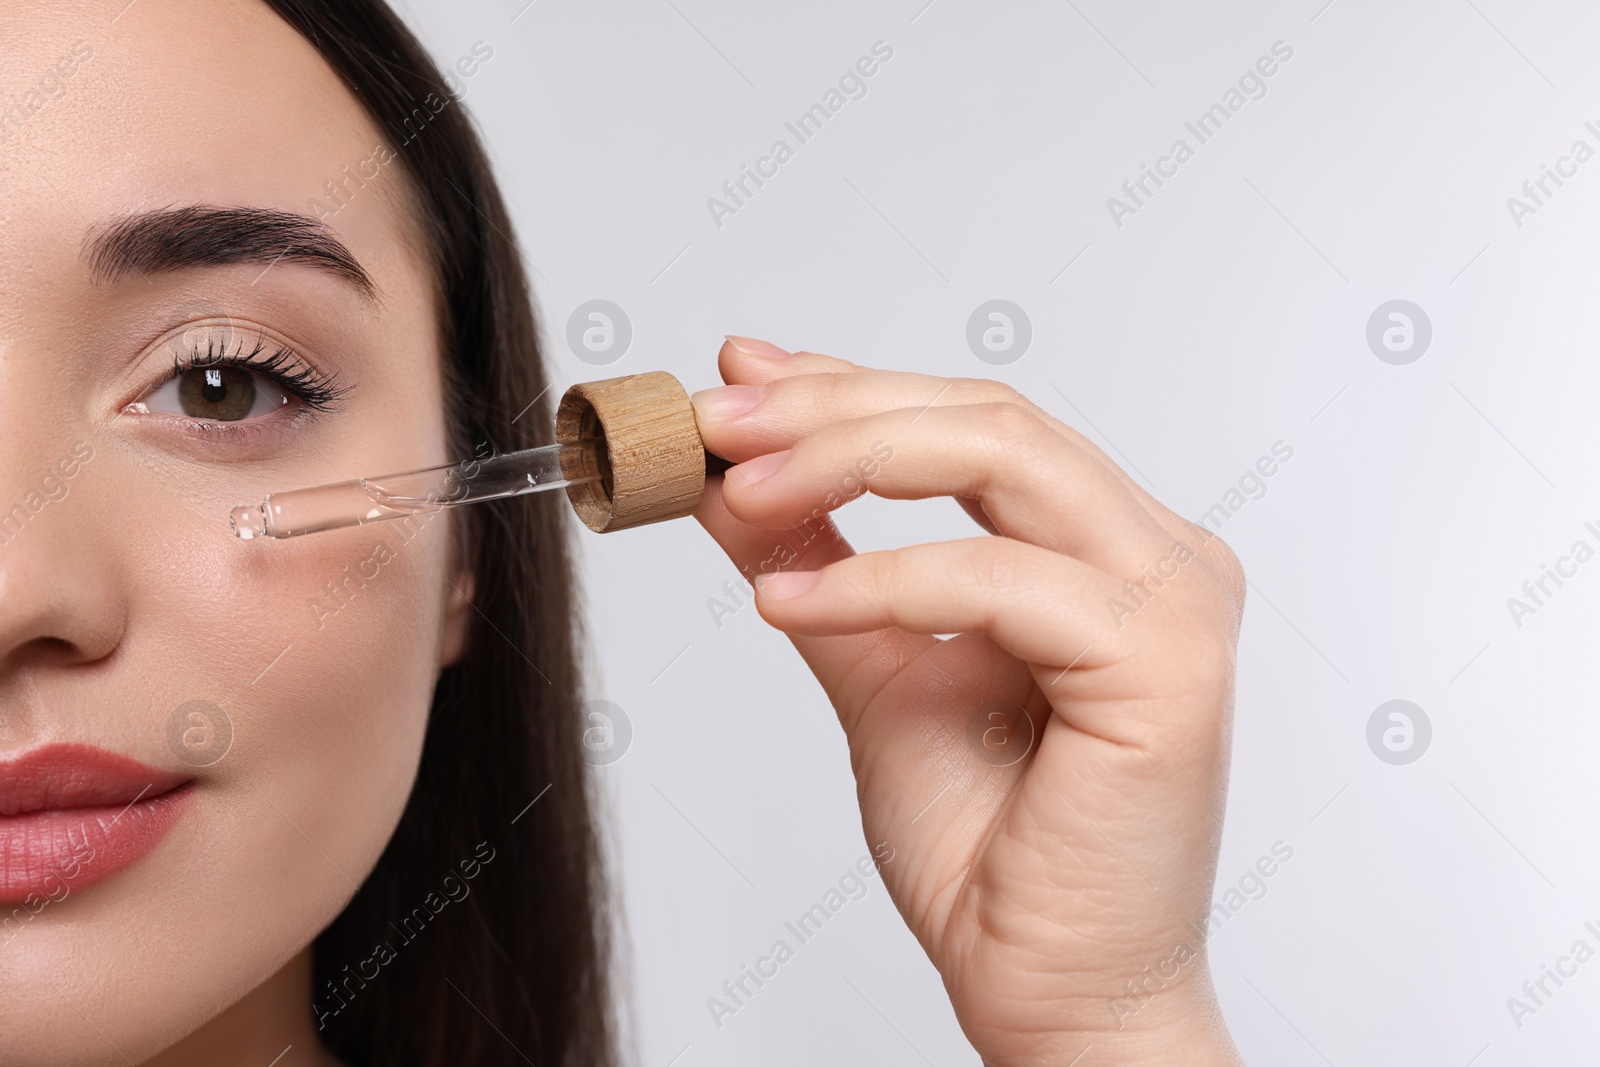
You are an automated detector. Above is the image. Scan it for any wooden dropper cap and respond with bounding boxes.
[555,370,730,533]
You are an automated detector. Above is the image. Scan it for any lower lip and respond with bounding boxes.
[0,784,194,903]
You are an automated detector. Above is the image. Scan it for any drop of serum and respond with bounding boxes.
[230,504,267,540]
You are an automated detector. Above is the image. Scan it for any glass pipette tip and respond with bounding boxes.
[229,438,603,540]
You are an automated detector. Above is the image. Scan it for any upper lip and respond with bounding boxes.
[0,744,192,817]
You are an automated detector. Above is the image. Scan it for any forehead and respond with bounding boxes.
[0,0,419,297]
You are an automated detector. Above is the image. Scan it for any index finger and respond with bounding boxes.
[705,337,1191,541]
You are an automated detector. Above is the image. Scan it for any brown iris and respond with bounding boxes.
[177,365,256,420]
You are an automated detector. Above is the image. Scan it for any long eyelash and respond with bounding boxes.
[171,334,350,412]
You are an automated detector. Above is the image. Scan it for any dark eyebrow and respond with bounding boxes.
[84,205,376,299]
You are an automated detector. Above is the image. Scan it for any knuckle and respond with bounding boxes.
[1198,528,1247,594]
[1157,528,1247,635]
[980,399,1046,440]
[813,370,846,408]
[864,550,899,607]
[786,370,852,420]
[966,538,1019,593]
[951,376,1023,405]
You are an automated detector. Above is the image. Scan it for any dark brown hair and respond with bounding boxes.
[259,3,616,1063]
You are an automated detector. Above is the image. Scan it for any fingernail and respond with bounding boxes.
[759,569,821,600]
[691,384,766,422]
[730,450,790,489]
[724,335,793,359]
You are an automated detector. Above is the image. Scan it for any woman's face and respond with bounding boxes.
[0,0,470,1060]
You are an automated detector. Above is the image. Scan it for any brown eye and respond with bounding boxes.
[177,365,257,421]
[130,338,335,427]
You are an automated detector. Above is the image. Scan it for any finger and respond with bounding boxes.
[755,538,1126,677]
[692,474,941,712]
[699,471,1064,879]
[720,403,1174,571]
[694,476,1047,787]
[715,335,863,387]
[692,364,1179,534]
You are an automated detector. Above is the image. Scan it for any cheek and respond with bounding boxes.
[236,521,445,897]
[144,502,451,815]
[136,493,453,903]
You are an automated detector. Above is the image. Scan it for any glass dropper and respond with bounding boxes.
[229,438,604,540]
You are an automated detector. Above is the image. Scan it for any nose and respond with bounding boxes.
[0,470,126,675]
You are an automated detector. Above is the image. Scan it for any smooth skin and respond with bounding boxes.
[1,3,467,1064]
[693,336,1248,1066]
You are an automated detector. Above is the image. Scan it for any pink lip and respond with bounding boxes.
[0,744,194,904]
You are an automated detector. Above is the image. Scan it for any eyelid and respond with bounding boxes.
[126,318,348,412]
[134,317,326,381]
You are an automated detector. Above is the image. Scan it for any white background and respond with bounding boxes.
[396,2,1600,1063]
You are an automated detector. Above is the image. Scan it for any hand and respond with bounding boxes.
[690,337,1248,1066]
